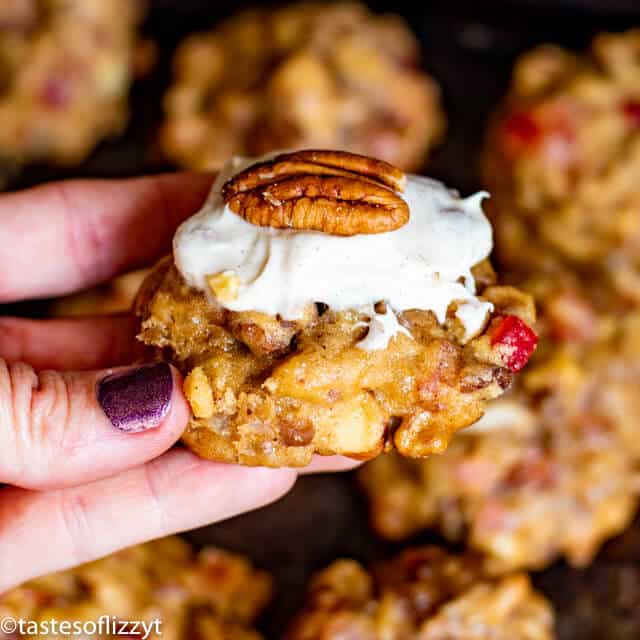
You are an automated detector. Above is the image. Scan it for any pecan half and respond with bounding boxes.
[222,150,409,235]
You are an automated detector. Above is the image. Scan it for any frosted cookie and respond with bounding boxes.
[135,150,537,467]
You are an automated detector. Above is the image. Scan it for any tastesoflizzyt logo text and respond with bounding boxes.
[0,615,162,639]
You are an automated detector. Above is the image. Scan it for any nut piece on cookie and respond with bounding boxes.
[284,546,554,640]
[135,149,537,467]
[0,537,272,640]
[208,271,241,303]
[160,2,444,173]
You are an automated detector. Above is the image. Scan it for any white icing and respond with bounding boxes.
[355,304,412,351]
[174,154,495,349]
[456,298,494,343]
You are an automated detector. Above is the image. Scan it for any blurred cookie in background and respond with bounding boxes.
[51,269,149,316]
[284,545,554,639]
[0,536,272,640]
[359,271,640,574]
[0,0,148,186]
[482,29,640,305]
[161,1,444,173]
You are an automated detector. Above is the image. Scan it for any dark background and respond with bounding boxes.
[5,1,640,637]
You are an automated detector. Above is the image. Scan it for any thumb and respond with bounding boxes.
[0,360,189,489]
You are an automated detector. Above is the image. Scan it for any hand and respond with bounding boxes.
[0,174,358,591]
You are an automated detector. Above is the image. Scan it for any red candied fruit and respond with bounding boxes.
[622,99,640,127]
[501,110,541,155]
[40,74,71,109]
[500,105,576,165]
[490,315,538,373]
[505,450,557,490]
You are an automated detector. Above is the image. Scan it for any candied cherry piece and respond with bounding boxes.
[505,450,557,489]
[490,315,538,372]
[501,104,575,163]
[622,99,640,127]
[40,74,71,109]
[502,110,541,149]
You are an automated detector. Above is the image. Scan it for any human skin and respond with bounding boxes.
[0,173,358,591]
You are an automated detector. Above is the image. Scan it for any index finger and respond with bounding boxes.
[0,172,214,303]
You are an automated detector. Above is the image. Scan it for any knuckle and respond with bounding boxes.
[57,488,95,564]
[0,359,76,485]
[29,370,73,435]
[141,459,170,534]
[55,182,107,283]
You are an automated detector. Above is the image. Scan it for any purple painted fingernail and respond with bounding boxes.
[97,363,173,432]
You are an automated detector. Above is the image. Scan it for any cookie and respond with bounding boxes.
[135,150,537,467]
[482,29,640,305]
[284,546,554,639]
[0,537,272,640]
[161,2,444,172]
[0,0,144,181]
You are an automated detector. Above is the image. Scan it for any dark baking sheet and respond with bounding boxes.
[4,1,640,637]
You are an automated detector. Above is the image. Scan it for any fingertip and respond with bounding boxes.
[301,455,364,474]
[108,362,191,454]
[162,363,191,438]
[96,362,178,435]
[136,450,298,534]
[163,453,299,509]
[249,465,298,505]
[91,361,190,459]
[7,363,192,490]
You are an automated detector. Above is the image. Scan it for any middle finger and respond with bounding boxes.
[0,314,139,370]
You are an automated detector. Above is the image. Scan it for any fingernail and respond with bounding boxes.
[97,363,173,433]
